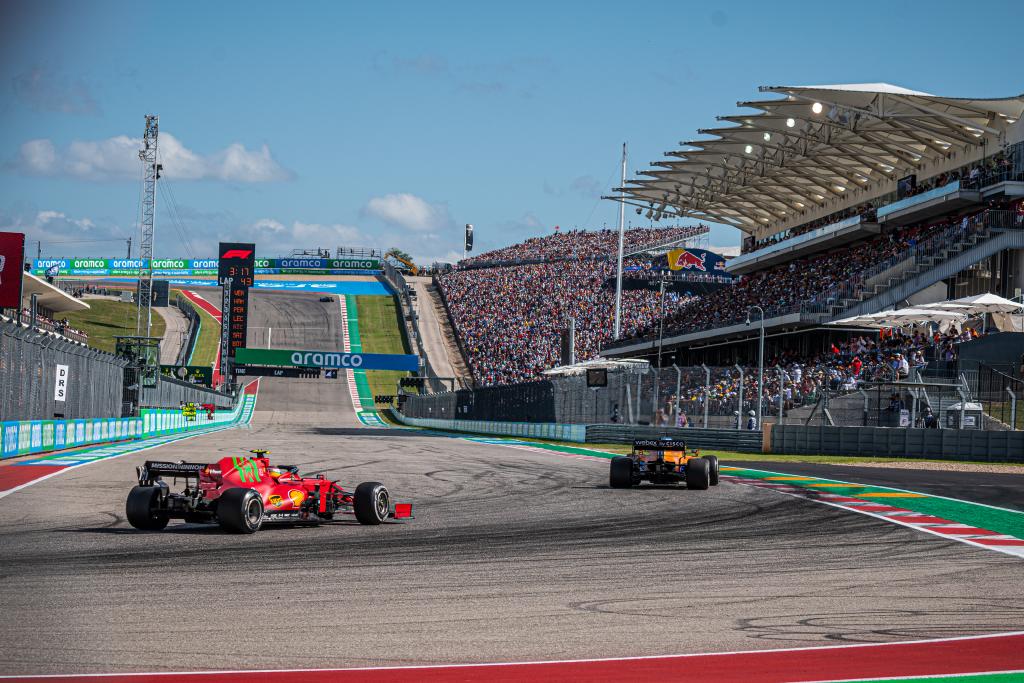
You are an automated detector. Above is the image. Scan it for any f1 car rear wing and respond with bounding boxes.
[138,460,208,485]
[632,439,688,451]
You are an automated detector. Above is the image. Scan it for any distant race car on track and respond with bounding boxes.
[319,296,335,302]
[609,438,719,490]
[126,449,412,533]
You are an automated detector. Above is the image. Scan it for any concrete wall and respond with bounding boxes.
[771,424,1024,462]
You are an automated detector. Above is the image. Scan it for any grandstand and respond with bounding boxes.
[436,226,708,385]
[599,84,1024,367]
[424,82,1024,439]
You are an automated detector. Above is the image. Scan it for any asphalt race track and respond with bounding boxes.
[1,292,1022,676]
[727,460,1024,512]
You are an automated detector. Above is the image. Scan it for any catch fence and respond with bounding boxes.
[398,362,1016,432]
[0,318,128,421]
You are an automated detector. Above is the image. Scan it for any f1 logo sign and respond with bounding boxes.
[221,249,253,259]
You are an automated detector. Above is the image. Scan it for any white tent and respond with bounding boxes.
[830,307,968,328]
[934,293,1022,314]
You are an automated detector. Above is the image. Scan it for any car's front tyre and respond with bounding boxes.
[704,455,720,486]
[354,482,389,525]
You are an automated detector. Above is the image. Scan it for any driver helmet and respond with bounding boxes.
[748,410,756,416]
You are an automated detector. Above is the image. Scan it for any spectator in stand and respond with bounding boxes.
[460,226,703,268]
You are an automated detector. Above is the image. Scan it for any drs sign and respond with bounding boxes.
[54,364,69,402]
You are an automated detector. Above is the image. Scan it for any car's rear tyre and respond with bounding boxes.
[354,482,389,525]
[609,456,634,489]
[704,455,720,486]
[217,488,264,534]
[126,485,169,530]
[686,458,710,490]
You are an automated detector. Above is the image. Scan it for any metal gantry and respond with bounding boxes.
[136,114,160,337]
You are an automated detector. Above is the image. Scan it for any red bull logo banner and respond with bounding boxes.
[666,248,731,276]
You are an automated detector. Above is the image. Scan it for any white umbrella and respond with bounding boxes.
[874,308,968,325]
[829,311,896,328]
[948,292,1023,314]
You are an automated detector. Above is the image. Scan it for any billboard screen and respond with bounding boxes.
[0,231,25,308]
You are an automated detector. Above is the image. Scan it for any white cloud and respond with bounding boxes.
[363,193,450,231]
[11,133,292,183]
[247,218,370,256]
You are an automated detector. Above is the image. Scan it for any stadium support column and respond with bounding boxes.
[613,143,627,339]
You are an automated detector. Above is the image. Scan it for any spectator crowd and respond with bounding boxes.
[439,255,696,385]
[439,195,1008,387]
[459,226,704,268]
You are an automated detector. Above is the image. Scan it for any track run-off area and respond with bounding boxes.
[1,289,1023,682]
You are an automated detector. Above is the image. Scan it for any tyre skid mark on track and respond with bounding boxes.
[720,473,1024,559]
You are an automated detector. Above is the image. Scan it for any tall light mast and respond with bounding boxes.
[136,115,161,336]
[613,142,627,339]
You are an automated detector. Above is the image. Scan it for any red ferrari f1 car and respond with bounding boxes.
[126,449,412,533]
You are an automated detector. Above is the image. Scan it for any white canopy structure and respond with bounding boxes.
[921,293,1023,314]
[542,358,649,377]
[615,83,1024,233]
[831,307,968,328]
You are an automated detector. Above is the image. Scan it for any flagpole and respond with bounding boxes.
[613,142,627,340]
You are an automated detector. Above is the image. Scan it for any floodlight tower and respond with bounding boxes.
[136,115,161,336]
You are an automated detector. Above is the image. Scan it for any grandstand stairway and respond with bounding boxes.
[829,216,1024,321]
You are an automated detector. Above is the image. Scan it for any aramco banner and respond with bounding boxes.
[234,348,419,372]
[664,249,731,276]
[32,257,381,277]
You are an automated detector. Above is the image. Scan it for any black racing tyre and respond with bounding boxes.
[686,458,710,490]
[217,488,264,534]
[354,482,390,525]
[704,455,720,486]
[609,456,635,489]
[126,485,169,531]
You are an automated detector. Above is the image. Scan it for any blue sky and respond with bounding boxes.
[2,0,1022,263]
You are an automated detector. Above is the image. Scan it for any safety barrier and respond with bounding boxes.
[388,411,586,442]
[1,388,255,460]
[770,424,1024,462]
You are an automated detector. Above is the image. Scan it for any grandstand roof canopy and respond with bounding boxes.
[617,84,1024,233]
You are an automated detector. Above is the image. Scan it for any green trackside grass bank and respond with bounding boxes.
[174,291,219,367]
[353,293,410,401]
[821,673,1024,683]
[56,300,166,354]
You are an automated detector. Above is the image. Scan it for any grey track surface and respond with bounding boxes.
[408,276,468,379]
[1,292,1022,675]
[728,460,1024,512]
[152,302,188,364]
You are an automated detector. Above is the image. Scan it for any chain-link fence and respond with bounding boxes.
[976,364,1022,431]
[140,375,234,410]
[0,319,128,421]
[398,361,1017,432]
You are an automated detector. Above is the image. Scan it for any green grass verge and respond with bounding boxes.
[174,292,219,367]
[355,294,410,401]
[55,300,166,354]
